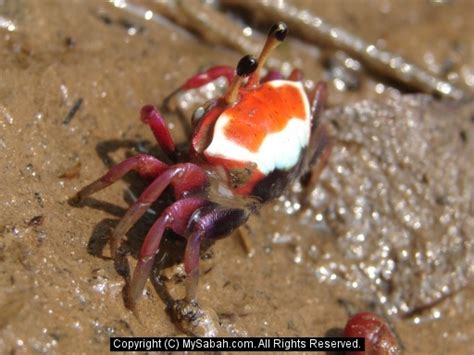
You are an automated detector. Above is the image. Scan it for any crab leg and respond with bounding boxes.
[183,207,249,302]
[308,124,332,170]
[260,69,283,83]
[180,65,235,90]
[184,229,203,303]
[109,163,208,258]
[140,105,176,159]
[299,126,332,209]
[288,68,303,82]
[300,81,332,202]
[164,66,236,112]
[294,80,329,175]
[260,67,302,83]
[304,81,330,170]
[127,197,209,307]
[309,81,328,129]
[173,206,246,336]
[74,154,168,203]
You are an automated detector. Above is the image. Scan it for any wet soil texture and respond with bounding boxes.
[0,0,473,353]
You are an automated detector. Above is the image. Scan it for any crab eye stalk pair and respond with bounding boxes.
[224,22,288,104]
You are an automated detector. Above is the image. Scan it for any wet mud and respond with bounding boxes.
[0,0,473,353]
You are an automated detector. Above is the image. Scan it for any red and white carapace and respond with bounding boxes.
[74,22,331,332]
[204,79,312,196]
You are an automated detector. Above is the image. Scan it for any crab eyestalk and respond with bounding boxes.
[224,55,258,104]
[248,22,288,87]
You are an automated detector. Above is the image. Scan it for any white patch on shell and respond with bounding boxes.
[204,80,311,174]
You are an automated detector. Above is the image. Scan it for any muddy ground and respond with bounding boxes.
[0,0,473,354]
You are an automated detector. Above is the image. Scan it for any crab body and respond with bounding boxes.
[74,22,331,333]
[197,80,311,200]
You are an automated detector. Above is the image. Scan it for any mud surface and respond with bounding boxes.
[0,0,473,354]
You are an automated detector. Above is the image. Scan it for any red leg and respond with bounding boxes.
[140,105,176,159]
[296,80,330,175]
[306,81,330,169]
[169,163,209,199]
[261,69,283,82]
[127,197,209,307]
[128,201,248,309]
[299,81,331,205]
[163,65,235,114]
[310,81,328,129]
[180,65,235,91]
[260,68,302,83]
[74,154,168,203]
[288,68,303,81]
[109,163,208,258]
[299,124,332,208]
[306,124,332,180]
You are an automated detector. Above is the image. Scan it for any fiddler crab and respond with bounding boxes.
[74,22,331,332]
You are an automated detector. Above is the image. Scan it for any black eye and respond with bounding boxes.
[269,22,288,42]
[192,106,206,126]
[236,55,258,77]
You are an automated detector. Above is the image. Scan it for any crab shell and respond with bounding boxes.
[191,79,311,202]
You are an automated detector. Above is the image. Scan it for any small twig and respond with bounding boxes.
[63,98,83,125]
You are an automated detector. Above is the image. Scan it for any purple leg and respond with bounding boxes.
[161,206,249,334]
[182,207,249,302]
[127,197,209,307]
[109,163,208,258]
[180,65,235,90]
[74,154,168,203]
[140,105,176,159]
